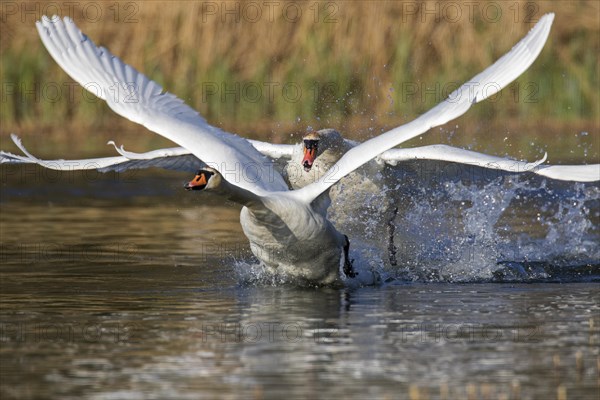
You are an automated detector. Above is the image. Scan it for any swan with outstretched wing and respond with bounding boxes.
[31,15,287,194]
[4,14,592,285]
[1,134,294,174]
[4,129,598,181]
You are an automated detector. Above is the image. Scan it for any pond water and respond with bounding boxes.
[1,165,598,399]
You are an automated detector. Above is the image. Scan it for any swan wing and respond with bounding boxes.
[291,13,555,202]
[2,135,296,173]
[534,164,600,182]
[378,144,600,182]
[35,15,287,193]
[0,151,204,173]
[106,140,294,161]
[247,141,295,159]
[0,134,204,173]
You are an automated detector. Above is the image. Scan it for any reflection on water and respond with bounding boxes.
[1,166,599,399]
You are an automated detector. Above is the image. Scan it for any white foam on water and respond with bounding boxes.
[233,162,599,286]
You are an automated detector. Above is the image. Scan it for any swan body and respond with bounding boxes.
[4,14,593,285]
[184,167,349,284]
[240,196,347,285]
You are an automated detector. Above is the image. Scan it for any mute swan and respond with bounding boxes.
[4,129,598,183]
[285,129,600,185]
[182,166,356,283]
[3,14,589,285]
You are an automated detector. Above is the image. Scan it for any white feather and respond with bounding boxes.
[290,14,557,202]
[35,15,287,194]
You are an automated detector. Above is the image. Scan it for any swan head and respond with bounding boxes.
[184,167,221,191]
[301,129,344,172]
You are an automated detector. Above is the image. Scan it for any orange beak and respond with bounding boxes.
[184,171,208,191]
[302,146,317,172]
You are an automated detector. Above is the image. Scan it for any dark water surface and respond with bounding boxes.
[1,167,599,399]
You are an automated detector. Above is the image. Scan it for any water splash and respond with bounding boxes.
[384,167,599,283]
[234,161,599,286]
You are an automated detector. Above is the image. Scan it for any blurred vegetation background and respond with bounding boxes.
[0,0,598,161]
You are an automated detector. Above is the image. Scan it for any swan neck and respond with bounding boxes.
[217,179,263,208]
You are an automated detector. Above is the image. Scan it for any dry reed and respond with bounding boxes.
[0,1,598,159]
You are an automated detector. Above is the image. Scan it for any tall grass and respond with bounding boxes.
[0,1,598,159]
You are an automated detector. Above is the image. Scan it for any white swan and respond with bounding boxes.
[285,129,600,184]
[3,14,589,285]
[5,128,598,183]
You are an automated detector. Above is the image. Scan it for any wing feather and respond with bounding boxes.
[535,164,600,182]
[35,16,287,194]
[1,135,295,176]
[379,145,547,171]
[378,145,600,182]
[290,14,556,202]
